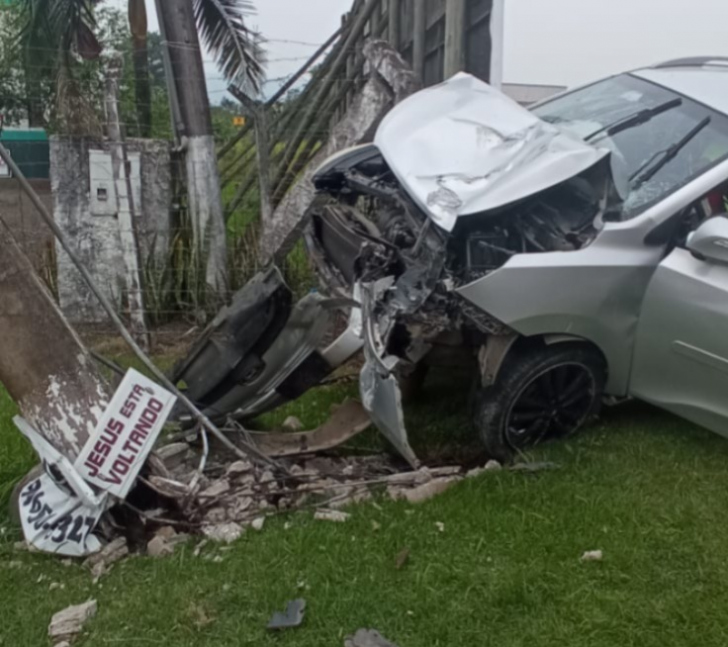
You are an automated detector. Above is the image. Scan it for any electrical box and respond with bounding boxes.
[89,149,142,217]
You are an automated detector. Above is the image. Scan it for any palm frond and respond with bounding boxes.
[193,0,265,95]
[18,0,102,61]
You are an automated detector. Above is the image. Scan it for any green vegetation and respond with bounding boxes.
[2,364,728,646]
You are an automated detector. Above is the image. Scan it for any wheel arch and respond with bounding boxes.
[479,332,609,387]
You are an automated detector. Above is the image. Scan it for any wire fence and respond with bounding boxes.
[0,0,489,348]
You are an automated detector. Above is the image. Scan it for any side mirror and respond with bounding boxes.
[687,215,728,264]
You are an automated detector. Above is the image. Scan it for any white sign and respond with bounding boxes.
[19,474,103,557]
[74,369,177,499]
[14,416,107,557]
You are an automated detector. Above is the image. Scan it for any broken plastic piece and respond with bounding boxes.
[267,598,306,631]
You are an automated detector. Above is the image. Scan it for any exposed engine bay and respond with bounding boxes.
[306,143,613,343]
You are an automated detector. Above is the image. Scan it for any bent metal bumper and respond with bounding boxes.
[358,279,421,469]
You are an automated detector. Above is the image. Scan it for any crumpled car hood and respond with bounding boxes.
[374,72,610,232]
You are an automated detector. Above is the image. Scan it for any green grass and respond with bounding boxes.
[4,369,728,646]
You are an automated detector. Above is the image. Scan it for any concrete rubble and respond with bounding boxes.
[83,537,128,582]
[345,628,399,647]
[48,600,97,643]
[146,526,188,558]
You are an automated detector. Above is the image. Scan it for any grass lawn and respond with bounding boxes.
[3,369,728,646]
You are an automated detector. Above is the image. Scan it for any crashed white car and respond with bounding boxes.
[177,58,728,466]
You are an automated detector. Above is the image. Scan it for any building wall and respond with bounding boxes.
[396,0,494,86]
[51,136,173,323]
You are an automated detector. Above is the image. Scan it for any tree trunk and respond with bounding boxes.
[129,0,152,137]
[156,0,228,304]
[0,223,110,460]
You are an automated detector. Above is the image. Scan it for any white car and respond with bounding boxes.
[177,58,728,466]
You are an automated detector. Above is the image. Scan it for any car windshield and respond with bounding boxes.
[532,74,728,219]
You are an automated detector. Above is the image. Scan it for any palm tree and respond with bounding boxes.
[17,0,263,129]
[18,0,264,301]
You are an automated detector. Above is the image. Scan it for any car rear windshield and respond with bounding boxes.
[532,74,728,219]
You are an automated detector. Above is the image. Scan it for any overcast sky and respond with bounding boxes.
[507,0,728,87]
[110,0,728,98]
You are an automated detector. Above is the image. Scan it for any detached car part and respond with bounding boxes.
[172,267,363,426]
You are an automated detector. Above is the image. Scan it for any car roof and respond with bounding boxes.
[632,58,728,117]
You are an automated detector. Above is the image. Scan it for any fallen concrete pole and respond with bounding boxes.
[259,40,421,264]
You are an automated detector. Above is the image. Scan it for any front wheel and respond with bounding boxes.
[474,344,606,461]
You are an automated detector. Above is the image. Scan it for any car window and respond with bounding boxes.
[533,74,728,220]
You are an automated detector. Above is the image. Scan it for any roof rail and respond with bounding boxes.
[654,57,728,69]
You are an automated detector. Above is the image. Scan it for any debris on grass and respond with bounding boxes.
[282,416,304,432]
[435,521,445,533]
[83,537,128,582]
[511,462,561,473]
[267,598,306,631]
[188,603,215,629]
[147,527,182,558]
[314,509,350,523]
[202,522,244,544]
[394,548,410,570]
[48,600,97,642]
[580,549,604,562]
[251,517,265,531]
[391,477,459,504]
[345,628,399,647]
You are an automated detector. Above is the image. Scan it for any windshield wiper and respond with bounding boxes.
[630,115,712,190]
[586,97,683,142]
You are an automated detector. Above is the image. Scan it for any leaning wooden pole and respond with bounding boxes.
[0,221,110,459]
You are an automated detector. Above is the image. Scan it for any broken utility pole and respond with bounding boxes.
[156,0,228,302]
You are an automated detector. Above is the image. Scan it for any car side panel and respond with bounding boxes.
[456,236,662,396]
[630,247,728,434]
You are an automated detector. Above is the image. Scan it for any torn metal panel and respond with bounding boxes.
[360,359,419,470]
[375,72,610,231]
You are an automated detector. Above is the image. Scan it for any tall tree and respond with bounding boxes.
[17,0,264,305]
[156,0,262,303]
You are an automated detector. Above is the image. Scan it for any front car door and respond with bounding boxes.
[631,207,728,435]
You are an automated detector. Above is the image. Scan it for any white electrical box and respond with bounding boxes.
[89,149,142,217]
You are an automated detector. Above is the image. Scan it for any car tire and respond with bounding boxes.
[473,343,606,462]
